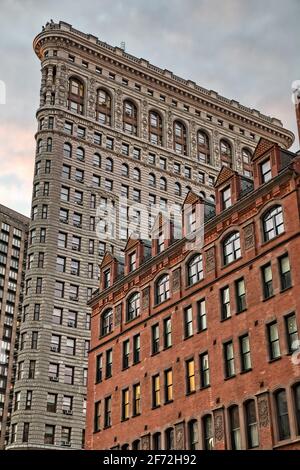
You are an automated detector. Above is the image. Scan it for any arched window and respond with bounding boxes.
[127,292,140,321]
[149,173,156,188]
[242,148,253,177]
[275,389,290,441]
[174,120,187,155]
[160,177,167,191]
[156,274,170,304]
[37,139,43,154]
[122,163,129,178]
[293,383,300,435]
[76,147,84,161]
[262,206,284,242]
[209,194,215,202]
[121,443,129,450]
[46,137,52,152]
[165,427,174,450]
[229,405,241,450]
[175,182,181,196]
[202,415,214,450]
[96,89,111,126]
[100,309,113,336]
[199,191,206,199]
[105,157,113,172]
[63,142,72,158]
[197,130,210,164]
[93,153,101,168]
[187,254,203,286]
[152,432,161,450]
[123,100,138,135]
[132,439,140,450]
[223,232,241,265]
[245,400,259,448]
[220,139,233,167]
[188,420,199,450]
[68,77,84,115]
[149,110,163,146]
[133,167,141,182]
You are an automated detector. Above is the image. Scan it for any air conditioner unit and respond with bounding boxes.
[69,295,78,302]
[59,218,68,224]
[63,409,73,416]
[50,345,59,352]
[61,440,71,447]
[71,269,78,275]
[49,376,59,382]
[72,246,79,251]
[75,201,83,206]
[68,321,75,328]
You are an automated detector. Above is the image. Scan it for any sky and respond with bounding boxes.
[0,0,299,216]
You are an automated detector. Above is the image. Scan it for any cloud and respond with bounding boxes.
[0,0,299,214]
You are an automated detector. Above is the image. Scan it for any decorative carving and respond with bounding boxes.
[141,99,148,140]
[142,287,150,310]
[244,223,255,250]
[214,413,224,441]
[115,88,123,130]
[141,434,151,450]
[172,268,181,292]
[258,396,270,428]
[115,304,122,326]
[166,109,173,149]
[205,247,215,273]
[175,422,185,450]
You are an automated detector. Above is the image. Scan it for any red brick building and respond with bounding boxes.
[86,137,300,450]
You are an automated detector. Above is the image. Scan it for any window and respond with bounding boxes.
[285,313,298,353]
[221,186,231,210]
[184,306,193,338]
[187,254,203,285]
[164,369,173,403]
[133,167,140,182]
[133,334,140,364]
[66,337,76,356]
[239,334,251,371]
[61,427,71,446]
[186,358,195,394]
[156,274,170,304]
[101,309,113,336]
[93,153,101,168]
[275,389,290,440]
[96,89,111,126]
[31,331,38,349]
[76,146,85,160]
[22,423,30,443]
[293,383,300,435]
[152,375,160,408]
[129,252,136,272]
[221,286,231,320]
[25,390,32,410]
[103,269,110,289]
[64,121,73,135]
[197,130,210,164]
[46,138,52,152]
[174,182,181,196]
[133,188,141,202]
[267,321,281,360]
[122,389,130,421]
[174,120,187,155]
[56,256,66,273]
[47,393,57,413]
[104,396,112,428]
[94,401,101,432]
[152,324,160,354]
[123,100,138,135]
[122,340,130,369]
[224,341,235,378]
[203,415,214,450]
[262,264,273,299]
[105,349,112,378]
[163,317,172,348]
[11,424,17,443]
[188,420,199,450]
[245,400,259,448]
[235,278,246,313]
[149,111,163,146]
[157,231,165,254]
[64,365,74,385]
[197,299,207,331]
[220,139,232,167]
[242,148,252,177]
[279,254,292,290]
[262,206,284,242]
[14,391,20,411]
[52,307,62,325]
[28,360,36,379]
[200,352,210,388]
[165,428,174,450]
[152,432,161,450]
[133,383,141,416]
[260,158,271,183]
[223,232,241,265]
[44,425,55,445]
[229,406,241,450]
[68,77,84,115]
[127,292,140,321]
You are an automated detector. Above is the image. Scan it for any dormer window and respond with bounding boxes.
[260,158,271,183]
[223,232,241,266]
[221,186,232,210]
[129,252,136,272]
[103,269,111,289]
[187,209,196,234]
[158,231,165,254]
[101,309,113,336]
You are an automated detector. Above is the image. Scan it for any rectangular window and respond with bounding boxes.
[152,375,160,408]
[94,401,101,432]
[262,264,273,299]
[122,340,130,369]
[186,358,196,394]
[224,341,235,378]
[105,349,112,378]
[222,186,232,209]
[221,286,231,320]
[28,360,36,379]
[197,299,207,331]
[285,313,299,353]
[25,390,32,410]
[200,352,210,388]
[279,254,292,290]
[64,365,74,385]
[261,158,271,183]
[133,334,140,364]
[22,423,30,443]
[239,334,252,371]
[152,324,160,354]
[163,317,172,348]
[129,252,136,272]
[267,321,281,360]
[122,389,130,420]
[184,306,193,338]
[164,369,173,403]
[133,383,141,416]
[96,354,103,383]
[235,278,246,313]
[104,396,112,428]
[44,425,55,445]
[47,393,57,413]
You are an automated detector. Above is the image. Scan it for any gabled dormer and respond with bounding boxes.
[124,236,145,275]
[214,166,241,215]
[251,138,282,189]
[99,251,119,291]
[151,212,174,256]
[182,191,205,238]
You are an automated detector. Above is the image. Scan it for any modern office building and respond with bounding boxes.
[86,138,300,450]
[7,20,294,449]
[0,205,29,449]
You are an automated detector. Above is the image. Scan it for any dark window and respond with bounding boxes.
[156,274,170,304]
[224,341,235,378]
[275,389,290,440]
[152,324,160,354]
[262,264,273,299]
[221,286,231,320]
[267,321,281,360]
[104,396,112,428]
[96,354,103,383]
[245,400,259,448]
[285,313,299,353]
[235,278,246,313]
[163,317,172,348]
[199,352,210,388]
[133,334,140,364]
[44,424,55,445]
[239,334,252,371]
[165,427,174,450]
[152,432,161,450]
[94,401,101,432]
[184,306,193,338]
[293,383,300,435]
[203,415,214,450]
[229,406,241,450]
[279,254,292,290]
[127,292,140,321]
[105,349,112,378]
[22,423,30,443]
[122,340,130,369]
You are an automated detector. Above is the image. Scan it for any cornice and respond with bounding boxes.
[33,22,294,148]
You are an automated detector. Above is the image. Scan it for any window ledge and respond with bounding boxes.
[236,308,247,315]
[164,400,174,406]
[268,356,281,364]
[200,385,211,390]
[186,390,196,397]
[151,405,161,410]
[224,374,236,381]
[220,316,232,323]
[197,328,207,334]
[280,285,293,294]
[240,368,252,375]
[262,294,275,302]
